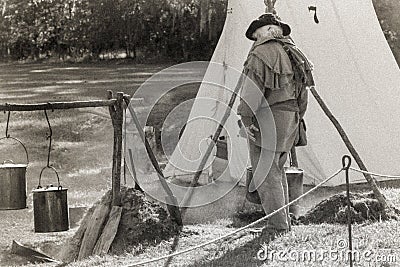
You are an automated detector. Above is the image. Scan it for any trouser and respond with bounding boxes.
[249,141,290,230]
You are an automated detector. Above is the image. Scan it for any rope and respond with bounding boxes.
[123,168,344,267]
[349,167,400,179]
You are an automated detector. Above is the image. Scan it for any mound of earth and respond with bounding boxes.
[111,187,180,253]
[61,187,180,262]
[299,192,399,224]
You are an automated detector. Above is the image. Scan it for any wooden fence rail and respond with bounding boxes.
[0,92,124,207]
[0,91,183,224]
[0,100,116,112]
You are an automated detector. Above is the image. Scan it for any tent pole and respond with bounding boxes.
[309,87,391,211]
[264,0,277,13]
[272,0,391,212]
[123,95,183,226]
[180,74,245,217]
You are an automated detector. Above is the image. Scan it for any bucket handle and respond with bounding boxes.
[38,166,62,190]
[0,136,29,165]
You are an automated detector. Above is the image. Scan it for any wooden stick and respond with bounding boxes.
[78,203,111,260]
[60,204,96,262]
[310,87,391,211]
[180,73,245,217]
[264,0,277,13]
[123,95,182,226]
[92,206,122,256]
[109,91,124,207]
[0,100,116,111]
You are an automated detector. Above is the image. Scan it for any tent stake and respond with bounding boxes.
[310,87,391,211]
[342,155,353,267]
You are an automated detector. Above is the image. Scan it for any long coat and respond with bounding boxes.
[237,36,307,153]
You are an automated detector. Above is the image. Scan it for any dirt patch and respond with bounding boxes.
[110,187,180,254]
[229,191,400,227]
[299,192,400,224]
[0,251,33,266]
[61,186,180,262]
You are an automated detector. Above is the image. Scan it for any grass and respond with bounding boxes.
[53,188,398,267]
[0,62,399,267]
[0,61,169,102]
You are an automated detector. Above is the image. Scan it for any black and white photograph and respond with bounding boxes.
[0,0,399,266]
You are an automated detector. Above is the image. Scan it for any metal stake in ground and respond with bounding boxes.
[342,155,353,267]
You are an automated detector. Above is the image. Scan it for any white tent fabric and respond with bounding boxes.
[165,0,400,186]
[163,0,264,181]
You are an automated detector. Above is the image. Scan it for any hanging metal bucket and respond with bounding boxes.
[285,167,304,218]
[33,166,69,233]
[0,137,29,210]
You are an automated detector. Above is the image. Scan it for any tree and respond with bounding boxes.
[372,0,400,65]
[0,0,228,61]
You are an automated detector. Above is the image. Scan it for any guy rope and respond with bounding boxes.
[124,164,346,267]
[124,156,399,267]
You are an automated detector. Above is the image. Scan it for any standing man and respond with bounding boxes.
[238,13,313,240]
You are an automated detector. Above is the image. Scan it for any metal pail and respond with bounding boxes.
[33,166,69,233]
[285,167,304,218]
[0,137,29,210]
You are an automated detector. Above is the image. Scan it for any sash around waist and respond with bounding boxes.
[259,100,299,113]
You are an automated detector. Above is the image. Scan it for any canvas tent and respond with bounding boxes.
[163,0,400,187]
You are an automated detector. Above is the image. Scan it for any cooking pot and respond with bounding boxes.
[0,137,29,210]
[33,166,69,233]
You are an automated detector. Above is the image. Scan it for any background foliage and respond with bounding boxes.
[372,0,400,64]
[0,0,227,61]
[0,0,398,63]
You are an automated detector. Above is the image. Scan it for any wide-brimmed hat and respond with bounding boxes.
[245,13,291,41]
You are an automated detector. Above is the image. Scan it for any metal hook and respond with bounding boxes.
[342,155,352,171]
[44,109,52,140]
[5,110,10,138]
[44,109,53,167]
[308,6,320,24]
[47,102,54,113]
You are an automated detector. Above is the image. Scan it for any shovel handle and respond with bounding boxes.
[38,166,62,190]
[0,136,29,165]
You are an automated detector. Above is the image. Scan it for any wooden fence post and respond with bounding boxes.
[108,91,124,207]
